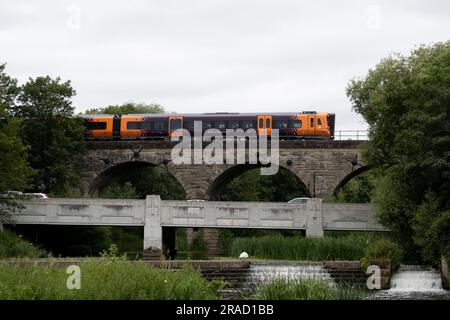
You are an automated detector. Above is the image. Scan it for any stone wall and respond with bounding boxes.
[442,256,450,290]
[79,140,366,200]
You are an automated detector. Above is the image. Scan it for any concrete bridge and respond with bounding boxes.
[8,196,385,255]
[78,140,368,200]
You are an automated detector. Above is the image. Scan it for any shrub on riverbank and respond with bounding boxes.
[0,257,219,299]
[360,238,403,270]
[252,278,365,300]
[230,233,382,261]
[0,230,47,258]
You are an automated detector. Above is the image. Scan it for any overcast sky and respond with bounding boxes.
[1,1,449,129]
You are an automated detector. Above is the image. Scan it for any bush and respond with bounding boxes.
[229,233,382,261]
[360,238,403,270]
[252,278,365,300]
[0,257,219,299]
[0,230,47,258]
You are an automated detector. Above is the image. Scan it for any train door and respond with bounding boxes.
[257,115,272,136]
[112,115,122,140]
[307,115,316,136]
[169,116,183,138]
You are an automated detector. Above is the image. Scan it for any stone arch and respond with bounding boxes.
[206,163,311,201]
[332,165,372,196]
[89,160,187,197]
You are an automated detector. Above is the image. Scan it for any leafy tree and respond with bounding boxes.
[99,167,185,200]
[13,76,85,194]
[330,171,376,203]
[102,182,140,199]
[221,167,310,202]
[0,64,35,224]
[85,102,165,115]
[346,41,450,263]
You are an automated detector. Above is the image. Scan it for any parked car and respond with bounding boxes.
[27,193,49,199]
[288,197,309,204]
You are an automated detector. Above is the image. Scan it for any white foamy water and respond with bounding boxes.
[249,261,332,283]
[368,265,450,300]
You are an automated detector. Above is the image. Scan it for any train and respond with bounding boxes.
[81,111,335,140]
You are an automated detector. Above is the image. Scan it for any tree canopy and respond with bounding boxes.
[346,41,450,263]
[13,75,85,195]
[0,64,35,222]
[85,102,166,115]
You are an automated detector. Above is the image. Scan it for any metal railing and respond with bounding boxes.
[334,130,369,141]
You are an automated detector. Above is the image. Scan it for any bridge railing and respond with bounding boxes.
[334,130,369,141]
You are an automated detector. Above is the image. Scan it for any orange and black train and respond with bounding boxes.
[81,111,335,140]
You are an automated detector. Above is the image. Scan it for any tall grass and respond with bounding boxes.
[0,230,47,258]
[252,278,365,300]
[230,233,381,261]
[0,257,219,300]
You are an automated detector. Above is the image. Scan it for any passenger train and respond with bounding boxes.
[82,111,335,140]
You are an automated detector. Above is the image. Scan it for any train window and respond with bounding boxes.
[288,120,302,128]
[274,120,288,128]
[170,119,181,131]
[228,120,241,129]
[266,118,271,128]
[214,121,226,130]
[259,118,264,128]
[184,120,194,130]
[127,122,141,130]
[310,118,314,128]
[204,121,213,129]
[317,118,322,128]
[154,121,168,130]
[141,121,152,130]
[242,120,256,129]
[85,122,107,130]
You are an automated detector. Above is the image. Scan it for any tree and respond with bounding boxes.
[14,76,85,194]
[346,41,450,263]
[85,102,166,115]
[0,64,35,223]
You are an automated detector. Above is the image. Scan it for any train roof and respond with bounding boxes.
[79,111,333,118]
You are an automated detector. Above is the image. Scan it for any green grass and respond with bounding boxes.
[252,278,365,300]
[230,233,383,261]
[0,230,47,258]
[0,257,219,300]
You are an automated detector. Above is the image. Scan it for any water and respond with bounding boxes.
[205,261,333,299]
[206,262,450,300]
[368,264,450,300]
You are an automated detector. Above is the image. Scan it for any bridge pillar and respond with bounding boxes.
[144,195,163,251]
[305,198,324,237]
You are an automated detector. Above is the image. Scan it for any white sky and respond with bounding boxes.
[1,0,449,130]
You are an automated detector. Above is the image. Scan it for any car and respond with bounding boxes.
[29,193,49,199]
[288,197,309,204]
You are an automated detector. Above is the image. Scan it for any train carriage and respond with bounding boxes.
[81,111,335,140]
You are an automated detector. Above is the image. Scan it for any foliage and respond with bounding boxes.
[10,225,143,257]
[85,102,165,115]
[221,167,310,201]
[10,75,86,194]
[0,230,47,258]
[99,166,185,200]
[101,182,140,199]
[360,238,403,270]
[0,64,36,221]
[252,278,365,300]
[346,41,450,263]
[328,171,376,203]
[0,257,218,299]
[229,233,383,261]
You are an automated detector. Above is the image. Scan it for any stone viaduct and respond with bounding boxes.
[78,140,369,200]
